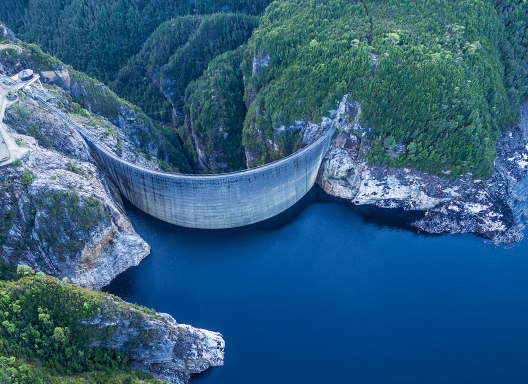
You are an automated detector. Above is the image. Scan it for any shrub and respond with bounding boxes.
[21,171,34,185]
[16,265,35,277]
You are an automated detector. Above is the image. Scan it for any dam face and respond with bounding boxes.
[89,128,335,229]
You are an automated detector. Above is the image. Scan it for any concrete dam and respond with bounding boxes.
[90,128,335,229]
[31,93,335,229]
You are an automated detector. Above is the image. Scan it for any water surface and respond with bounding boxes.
[105,186,528,384]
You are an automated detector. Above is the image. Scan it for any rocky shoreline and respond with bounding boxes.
[82,296,225,384]
[315,96,528,244]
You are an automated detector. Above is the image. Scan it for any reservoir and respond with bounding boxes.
[105,185,528,384]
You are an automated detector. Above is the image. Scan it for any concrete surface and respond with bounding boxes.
[0,123,29,166]
[0,73,40,166]
[89,127,335,229]
[0,129,10,162]
[31,91,335,229]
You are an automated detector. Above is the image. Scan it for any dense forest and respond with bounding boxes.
[0,0,272,83]
[1,0,527,176]
[110,13,258,122]
[181,46,248,172]
[241,0,528,176]
[0,262,165,383]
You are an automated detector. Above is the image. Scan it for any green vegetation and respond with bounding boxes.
[111,13,258,122]
[21,171,34,185]
[26,124,53,150]
[12,103,32,118]
[0,267,165,383]
[33,191,110,256]
[0,260,17,281]
[492,0,528,103]
[70,70,192,173]
[240,0,528,176]
[180,47,248,171]
[0,0,272,83]
[2,0,527,177]
[0,41,192,173]
[70,102,90,118]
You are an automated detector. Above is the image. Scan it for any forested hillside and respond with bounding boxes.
[111,13,258,122]
[0,0,272,83]
[0,263,164,383]
[181,47,248,172]
[241,0,528,177]
[0,37,192,173]
[2,0,527,177]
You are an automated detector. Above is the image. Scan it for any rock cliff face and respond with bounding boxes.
[0,46,159,289]
[0,133,150,289]
[5,90,161,170]
[316,96,528,243]
[0,32,224,382]
[3,274,225,384]
[82,296,225,384]
[0,37,191,173]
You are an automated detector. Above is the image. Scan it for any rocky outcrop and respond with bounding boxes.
[4,90,161,171]
[0,133,150,289]
[0,36,191,173]
[193,133,229,173]
[1,43,156,288]
[0,23,16,41]
[316,96,528,243]
[40,69,71,90]
[5,273,224,384]
[82,298,225,384]
[0,30,225,382]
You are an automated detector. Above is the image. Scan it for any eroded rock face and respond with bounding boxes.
[317,96,528,243]
[0,134,150,289]
[81,299,225,384]
[1,85,162,288]
[5,90,162,170]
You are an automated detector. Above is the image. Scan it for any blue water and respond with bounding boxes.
[104,186,528,384]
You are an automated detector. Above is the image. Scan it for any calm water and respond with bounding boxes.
[105,186,528,384]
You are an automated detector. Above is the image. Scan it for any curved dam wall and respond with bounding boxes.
[30,92,335,229]
[86,128,335,229]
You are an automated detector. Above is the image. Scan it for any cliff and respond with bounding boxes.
[0,35,174,288]
[317,96,528,244]
[0,131,151,289]
[0,36,191,173]
[0,271,224,383]
[0,28,225,382]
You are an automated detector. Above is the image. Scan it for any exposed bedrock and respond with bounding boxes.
[0,133,150,289]
[1,88,154,289]
[317,97,528,243]
[82,298,224,384]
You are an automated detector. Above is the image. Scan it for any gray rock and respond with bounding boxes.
[81,300,224,384]
[317,97,528,244]
[0,134,150,289]
[252,53,271,76]
[40,70,71,90]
